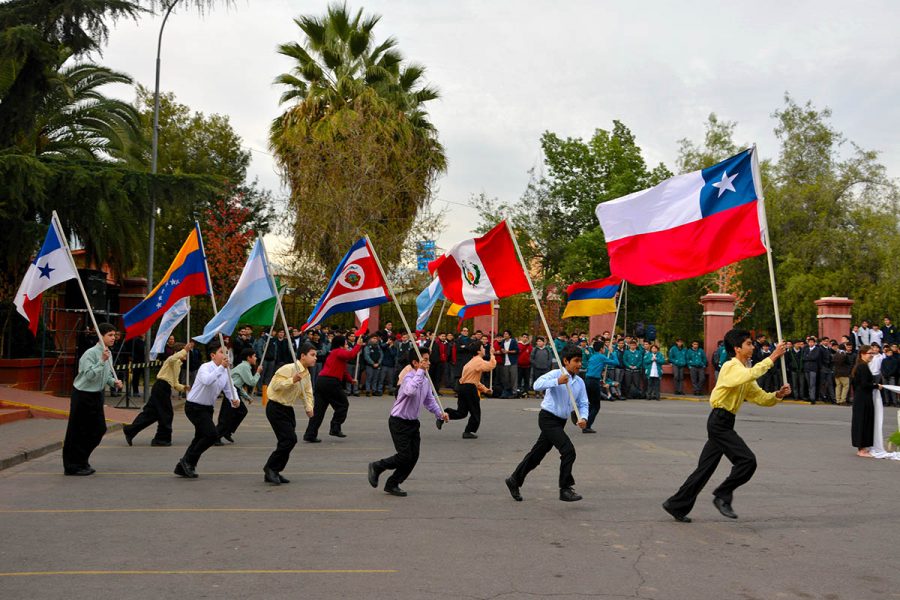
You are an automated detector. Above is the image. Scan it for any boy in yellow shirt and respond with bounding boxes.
[663,329,790,522]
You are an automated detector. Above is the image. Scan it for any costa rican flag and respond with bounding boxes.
[302,238,390,332]
[596,148,766,286]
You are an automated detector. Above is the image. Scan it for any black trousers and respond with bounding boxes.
[182,402,218,467]
[511,410,576,490]
[374,416,420,487]
[123,379,173,442]
[62,389,107,471]
[585,377,603,428]
[217,396,248,437]
[672,365,684,393]
[265,400,297,472]
[304,375,349,438]
[446,383,481,433]
[665,408,757,515]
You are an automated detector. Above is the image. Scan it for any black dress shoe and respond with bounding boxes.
[662,500,692,523]
[329,430,347,438]
[264,468,281,485]
[150,439,172,447]
[367,462,381,488]
[303,436,322,443]
[559,487,583,502]
[64,467,94,476]
[505,476,523,502]
[435,418,444,430]
[123,428,134,446]
[174,459,197,479]
[462,432,478,439]
[713,497,738,519]
[384,485,407,497]
[582,428,597,434]
[223,433,234,443]
[277,474,290,484]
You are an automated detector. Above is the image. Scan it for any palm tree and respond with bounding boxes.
[34,60,145,163]
[270,2,446,270]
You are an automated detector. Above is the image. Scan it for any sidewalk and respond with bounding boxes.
[0,386,151,471]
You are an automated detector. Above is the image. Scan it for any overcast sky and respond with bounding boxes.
[102,0,900,256]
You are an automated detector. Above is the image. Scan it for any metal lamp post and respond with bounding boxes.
[144,0,181,401]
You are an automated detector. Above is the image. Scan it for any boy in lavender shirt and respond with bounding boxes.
[368,350,448,496]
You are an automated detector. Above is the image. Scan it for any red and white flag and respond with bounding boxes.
[14,215,78,335]
[428,221,530,306]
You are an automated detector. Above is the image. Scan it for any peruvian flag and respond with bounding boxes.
[14,215,78,335]
[428,221,530,306]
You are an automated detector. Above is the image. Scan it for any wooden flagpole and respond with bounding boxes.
[601,281,625,381]
[751,145,789,384]
[185,300,191,388]
[488,303,496,391]
[51,211,118,387]
[429,300,447,353]
[365,235,444,412]
[505,221,582,421]
[194,222,239,407]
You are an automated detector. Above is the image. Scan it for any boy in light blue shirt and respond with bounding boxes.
[505,347,589,503]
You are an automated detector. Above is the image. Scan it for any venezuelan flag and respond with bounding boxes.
[124,225,210,339]
[562,276,621,318]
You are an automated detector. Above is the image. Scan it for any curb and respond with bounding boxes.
[0,398,187,472]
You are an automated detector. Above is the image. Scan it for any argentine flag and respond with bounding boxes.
[195,240,277,344]
[415,278,444,331]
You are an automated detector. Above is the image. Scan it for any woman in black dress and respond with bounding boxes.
[850,344,881,457]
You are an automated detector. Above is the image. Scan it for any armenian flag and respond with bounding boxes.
[562,276,621,318]
[124,225,210,339]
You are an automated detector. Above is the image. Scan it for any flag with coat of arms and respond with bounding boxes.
[427,221,530,307]
[302,238,391,332]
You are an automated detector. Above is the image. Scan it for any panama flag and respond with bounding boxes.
[428,221,530,306]
[14,215,78,335]
[596,148,766,286]
[195,239,277,343]
[302,238,390,332]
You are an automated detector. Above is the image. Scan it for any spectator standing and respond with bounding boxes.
[833,341,853,405]
[530,337,553,397]
[787,341,806,400]
[686,341,708,395]
[518,334,533,394]
[802,336,823,404]
[363,335,384,396]
[643,344,665,400]
[497,330,519,398]
[669,339,688,395]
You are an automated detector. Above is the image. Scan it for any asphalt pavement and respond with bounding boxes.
[0,394,897,600]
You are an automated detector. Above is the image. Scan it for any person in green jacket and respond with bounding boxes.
[713,341,728,382]
[686,341,708,395]
[622,340,644,399]
[63,322,122,476]
[643,344,666,400]
[668,339,688,395]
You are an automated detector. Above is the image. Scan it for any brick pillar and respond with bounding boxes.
[367,305,381,334]
[815,297,853,341]
[589,313,617,340]
[700,293,736,393]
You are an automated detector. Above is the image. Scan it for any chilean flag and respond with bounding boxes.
[13,215,78,335]
[302,238,390,332]
[595,148,766,286]
[428,221,530,306]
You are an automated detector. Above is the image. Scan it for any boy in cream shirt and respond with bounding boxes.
[263,342,317,485]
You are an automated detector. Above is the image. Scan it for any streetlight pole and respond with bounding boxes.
[144,0,181,401]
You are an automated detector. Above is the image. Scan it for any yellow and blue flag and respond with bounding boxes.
[562,276,621,318]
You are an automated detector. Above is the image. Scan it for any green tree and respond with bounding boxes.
[135,89,274,281]
[270,2,446,271]
[471,121,671,338]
